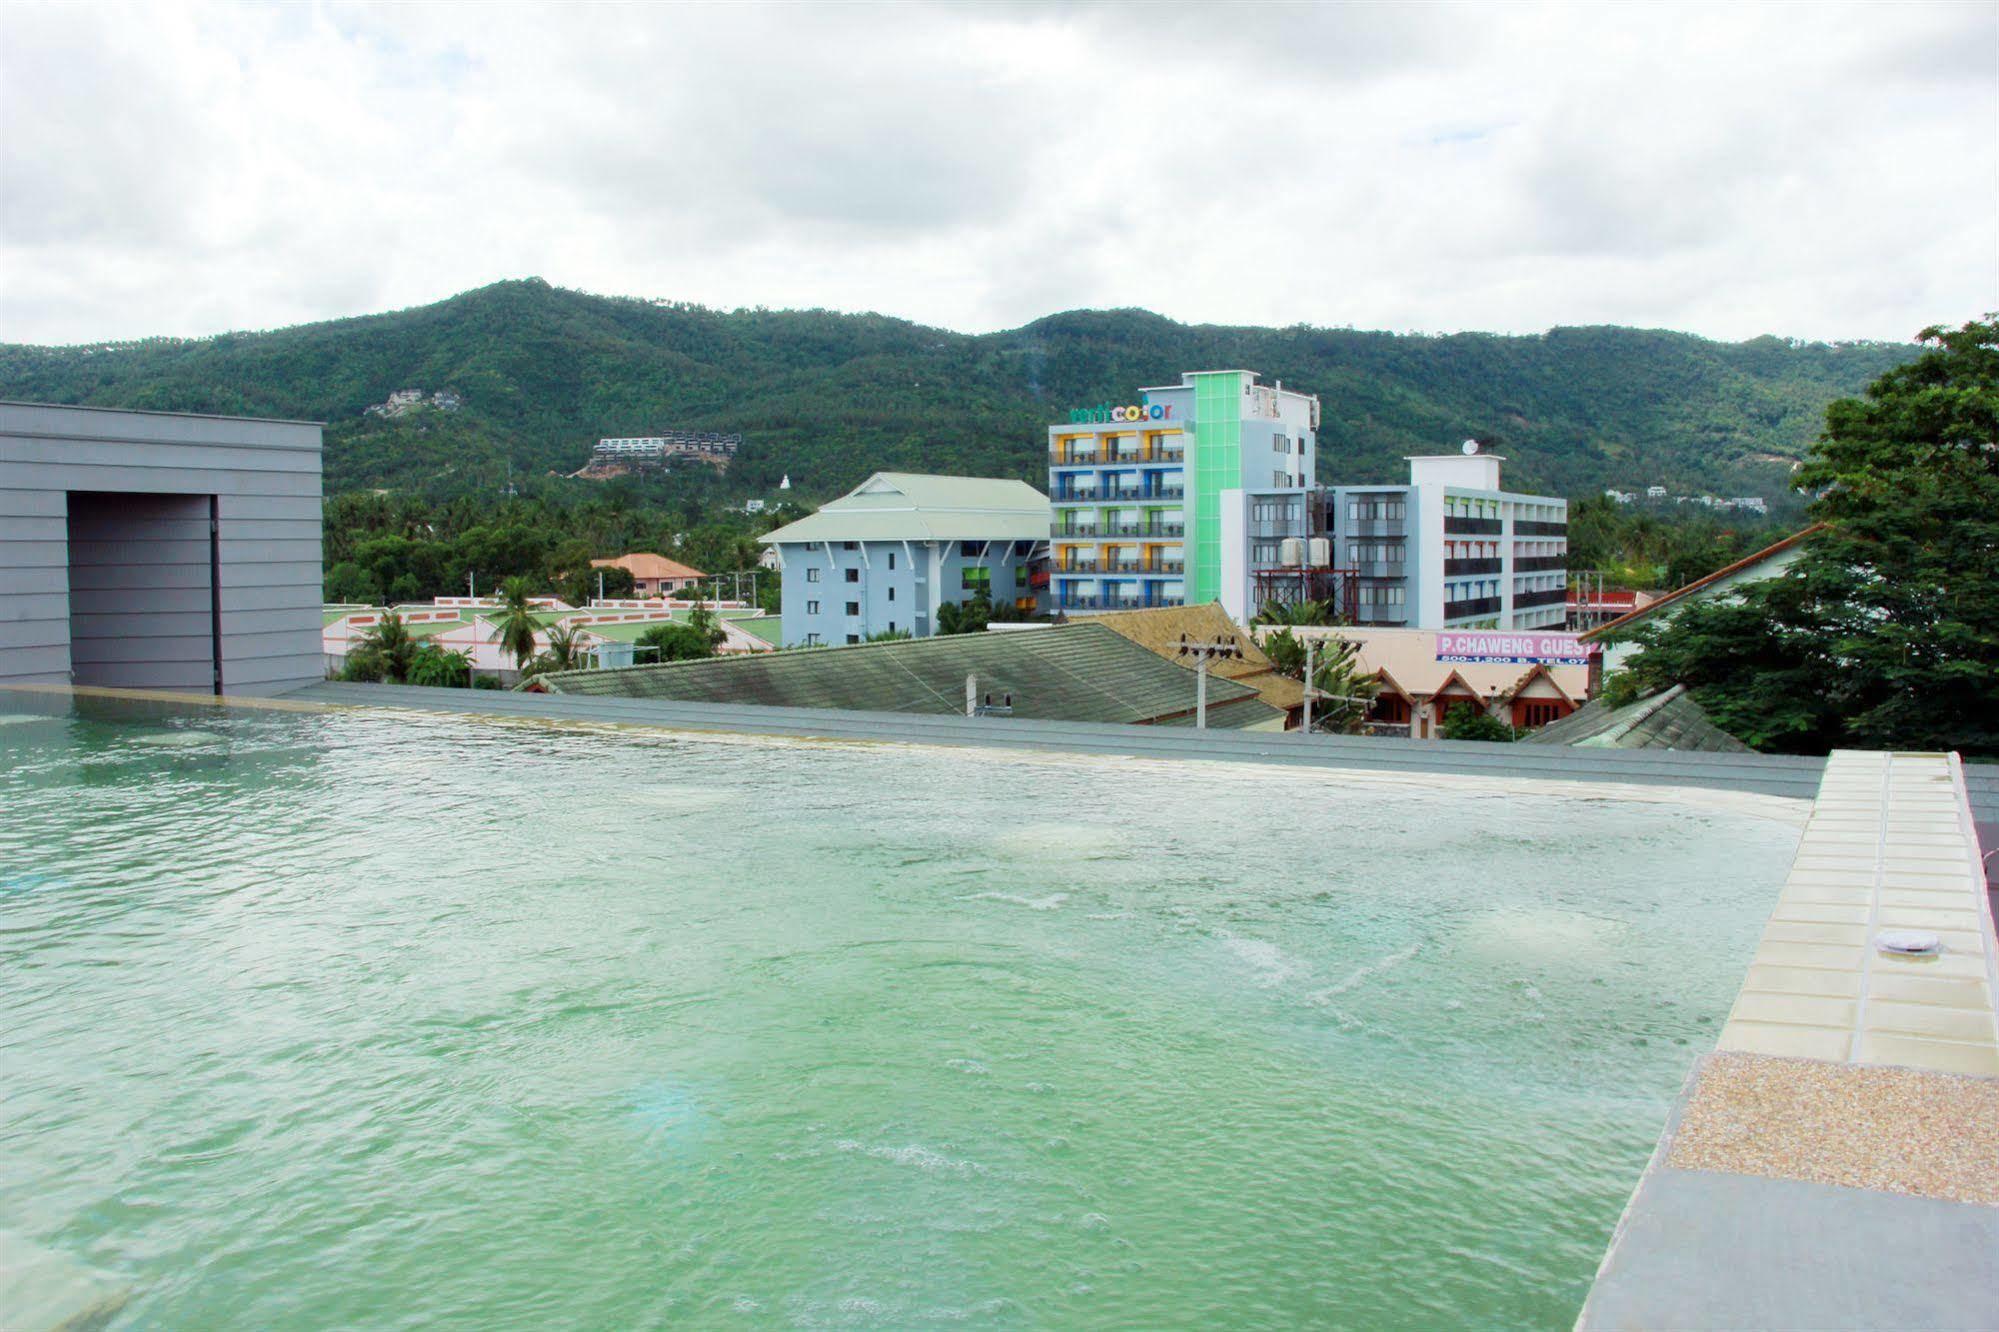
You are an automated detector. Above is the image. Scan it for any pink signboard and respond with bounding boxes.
[1435,631,1597,666]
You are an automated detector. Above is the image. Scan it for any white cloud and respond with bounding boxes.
[0,0,1991,345]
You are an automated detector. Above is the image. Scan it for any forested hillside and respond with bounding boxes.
[0,278,1912,505]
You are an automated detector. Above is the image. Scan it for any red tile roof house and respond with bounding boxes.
[590,553,706,597]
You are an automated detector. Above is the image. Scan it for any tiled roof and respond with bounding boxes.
[529,622,1282,728]
[1521,684,1749,751]
[591,552,706,580]
[759,472,1051,545]
[1075,602,1306,714]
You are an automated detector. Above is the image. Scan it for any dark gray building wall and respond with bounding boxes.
[0,402,323,696]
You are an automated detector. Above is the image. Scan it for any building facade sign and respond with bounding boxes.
[1067,402,1175,424]
[1435,631,1595,665]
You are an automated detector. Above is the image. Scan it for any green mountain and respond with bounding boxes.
[0,277,1912,506]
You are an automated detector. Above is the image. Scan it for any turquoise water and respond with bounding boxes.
[0,700,1799,1329]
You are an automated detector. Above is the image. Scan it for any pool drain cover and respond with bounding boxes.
[1874,929,1943,957]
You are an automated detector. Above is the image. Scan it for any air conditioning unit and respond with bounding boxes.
[1279,537,1305,567]
[1307,537,1331,567]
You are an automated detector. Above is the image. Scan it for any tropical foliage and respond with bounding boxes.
[340,610,417,683]
[405,645,472,688]
[634,620,719,663]
[1261,630,1380,733]
[1440,702,1517,743]
[494,577,540,670]
[1617,317,1999,756]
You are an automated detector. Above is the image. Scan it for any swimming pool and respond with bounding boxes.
[0,696,1800,1328]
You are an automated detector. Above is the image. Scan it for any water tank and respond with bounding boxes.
[1307,537,1331,567]
[596,641,636,669]
[1279,537,1305,567]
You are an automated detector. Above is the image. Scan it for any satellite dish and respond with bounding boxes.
[1461,439,1479,456]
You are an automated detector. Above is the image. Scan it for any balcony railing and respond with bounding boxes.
[1444,596,1502,619]
[1345,518,1407,537]
[1445,557,1502,576]
[1514,588,1568,609]
[1514,555,1567,572]
[1050,445,1187,465]
[1059,596,1185,612]
[1352,562,1406,578]
[1516,520,1568,537]
[1444,516,1503,535]
[1059,559,1184,577]
[1149,486,1185,500]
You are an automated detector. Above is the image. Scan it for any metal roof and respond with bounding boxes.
[759,472,1051,546]
[1522,684,1749,752]
[528,622,1281,728]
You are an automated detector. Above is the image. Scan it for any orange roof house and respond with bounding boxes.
[590,553,706,596]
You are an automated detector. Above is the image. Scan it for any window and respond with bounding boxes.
[846,634,859,644]
[842,541,858,551]
[888,586,896,602]
[887,621,896,633]
[845,601,860,616]
[844,568,860,583]
[805,567,820,583]
[962,566,991,592]
[888,551,896,570]
[1273,434,1289,454]
[806,600,821,614]
[805,633,822,646]
[960,541,984,558]
[1015,565,1027,585]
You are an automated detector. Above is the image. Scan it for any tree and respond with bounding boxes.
[406,645,472,688]
[1263,629,1379,733]
[524,622,589,679]
[1621,317,1999,756]
[937,592,992,636]
[324,561,381,605]
[1255,599,1336,628]
[1441,701,1515,742]
[345,610,417,683]
[495,576,541,671]
[636,621,717,662]
[685,602,727,650]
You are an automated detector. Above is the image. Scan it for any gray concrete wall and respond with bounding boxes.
[0,402,324,696]
[66,491,215,691]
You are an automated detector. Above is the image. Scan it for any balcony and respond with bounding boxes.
[1051,492,1103,505]
[1148,485,1185,501]
[1059,595,1185,612]
[1345,518,1406,537]
[1514,555,1567,573]
[1094,521,1184,538]
[1444,596,1502,620]
[1516,520,1568,537]
[1444,516,1503,535]
[1055,524,1100,537]
[1060,561,1102,575]
[1354,607,1409,625]
[1513,587,1568,609]
[1352,561,1406,578]
[1445,557,1502,576]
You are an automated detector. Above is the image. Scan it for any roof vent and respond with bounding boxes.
[1875,928,1943,957]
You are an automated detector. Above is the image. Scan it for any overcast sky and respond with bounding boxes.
[2,1,1993,346]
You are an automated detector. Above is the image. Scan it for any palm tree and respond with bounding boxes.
[541,622,586,672]
[1305,636,1381,734]
[349,610,417,683]
[495,576,540,671]
[1254,598,1336,628]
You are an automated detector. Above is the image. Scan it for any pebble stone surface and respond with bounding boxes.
[1668,1051,1999,1207]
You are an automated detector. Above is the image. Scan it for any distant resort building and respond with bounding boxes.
[758,473,1050,647]
[592,431,741,463]
[590,552,705,597]
[1049,370,1318,624]
[1263,625,1589,739]
[1328,447,1568,632]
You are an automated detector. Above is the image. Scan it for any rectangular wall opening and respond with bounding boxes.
[66,491,219,693]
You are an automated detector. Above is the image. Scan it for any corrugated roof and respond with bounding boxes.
[529,622,1281,728]
[1076,602,1306,715]
[1521,684,1749,751]
[759,472,1051,546]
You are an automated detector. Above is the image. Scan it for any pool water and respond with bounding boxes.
[0,699,1799,1329]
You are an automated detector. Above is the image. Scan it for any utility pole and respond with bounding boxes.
[1301,637,1314,734]
[1175,633,1242,730]
[597,569,605,603]
[468,571,475,599]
